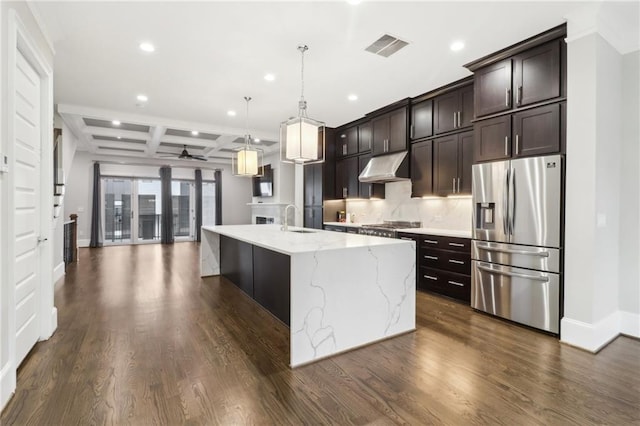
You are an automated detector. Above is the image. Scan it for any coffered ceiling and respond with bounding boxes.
[35,1,638,163]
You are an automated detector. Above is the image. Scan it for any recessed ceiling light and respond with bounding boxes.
[139,42,155,52]
[191,130,199,136]
[137,94,148,102]
[117,136,122,139]
[348,94,358,101]
[264,73,275,82]
[112,120,121,126]
[227,110,236,117]
[254,138,261,143]
[450,41,465,52]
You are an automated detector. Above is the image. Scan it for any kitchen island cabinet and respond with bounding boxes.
[201,225,416,367]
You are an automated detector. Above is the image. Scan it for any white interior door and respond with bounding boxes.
[13,50,41,366]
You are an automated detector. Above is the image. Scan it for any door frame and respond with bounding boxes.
[2,9,55,409]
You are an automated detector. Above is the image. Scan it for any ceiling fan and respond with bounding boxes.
[161,145,207,161]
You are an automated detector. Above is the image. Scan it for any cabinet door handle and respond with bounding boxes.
[452,178,456,193]
[448,280,465,287]
[505,88,510,107]
[457,111,462,127]
[504,136,509,156]
[424,255,439,260]
[457,177,461,193]
[515,134,519,155]
[448,242,465,247]
[342,144,347,155]
[342,187,347,198]
[410,124,415,139]
[400,237,414,241]
[453,112,457,128]
[517,85,522,105]
[448,259,465,264]
[369,185,372,198]
[424,239,438,244]
[424,275,438,281]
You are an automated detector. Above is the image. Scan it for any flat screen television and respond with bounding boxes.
[252,164,273,197]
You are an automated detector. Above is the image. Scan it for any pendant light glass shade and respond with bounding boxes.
[232,96,263,177]
[280,45,325,165]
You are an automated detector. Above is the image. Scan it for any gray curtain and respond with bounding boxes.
[89,163,102,248]
[214,170,222,225]
[160,166,174,244]
[195,169,203,242]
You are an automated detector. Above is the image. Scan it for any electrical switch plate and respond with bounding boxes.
[0,153,8,173]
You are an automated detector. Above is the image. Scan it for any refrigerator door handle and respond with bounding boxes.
[476,244,550,257]
[477,264,550,282]
[509,167,516,235]
[503,168,510,236]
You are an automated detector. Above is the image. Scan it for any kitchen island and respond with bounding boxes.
[201,225,416,367]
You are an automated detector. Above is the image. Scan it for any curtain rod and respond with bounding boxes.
[93,159,224,172]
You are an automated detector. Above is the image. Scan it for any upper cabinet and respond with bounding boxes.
[470,37,563,120]
[433,84,473,135]
[433,130,473,196]
[410,99,433,140]
[336,121,372,158]
[371,106,408,156]
[358,122,372,153]
[410,140,433,197]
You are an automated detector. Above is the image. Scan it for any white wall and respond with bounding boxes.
[344,181,472,232]
[1,1,55,411]
[64,152,252,245]
[618,50,640,335]
[562,9,640,351]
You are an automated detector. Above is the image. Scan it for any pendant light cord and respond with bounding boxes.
[298,45,309,118]
[244,96,252,146]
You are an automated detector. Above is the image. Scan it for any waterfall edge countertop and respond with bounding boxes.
[201,224,410,255]
[200,224,416,368]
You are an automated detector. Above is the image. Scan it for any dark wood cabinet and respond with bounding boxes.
[303,206,323,229]
[304,162,323,207]
[336,126,358,158]
[358,154,385,199]
[474,115,512,163]
[335,156,359,199]
[434,84,474,135]
[253,246,290,325]
[220,235,254,297]
[411,99,433,140]
[513,40,561,108]
[474,59,512,118]
[410,140,433,197]
[474,104,560,162]
[372,107,408,155]
[433,130,473,195]
[401,232,471,303]
[513,103,560,158]
[473,39,562,119]
[358,122,372,153]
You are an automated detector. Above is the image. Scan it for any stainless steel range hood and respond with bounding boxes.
[358,151,409,183]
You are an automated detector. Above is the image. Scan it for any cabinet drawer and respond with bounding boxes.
[420,249,471,275]
[419,267,470,302]
[418,235,470,252]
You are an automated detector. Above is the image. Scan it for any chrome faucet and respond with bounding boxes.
[282,204,298,232]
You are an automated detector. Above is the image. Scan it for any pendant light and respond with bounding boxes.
[232,96,263,177]
[280,45,325,164]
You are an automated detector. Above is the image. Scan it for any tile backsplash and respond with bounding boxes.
[344,181,472,232]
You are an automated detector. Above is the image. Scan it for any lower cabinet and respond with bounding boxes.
[220,235,291,325]
[304,206,323,229]
[253,246,291,326]
[220,235,254,297]
[416,234,471,303]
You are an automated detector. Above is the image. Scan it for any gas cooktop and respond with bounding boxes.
[359,221,422,238]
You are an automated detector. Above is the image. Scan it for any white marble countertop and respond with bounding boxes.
[202,225,411,255]
[397,227,472,238]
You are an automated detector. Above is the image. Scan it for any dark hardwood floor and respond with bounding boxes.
[2,242,639,425]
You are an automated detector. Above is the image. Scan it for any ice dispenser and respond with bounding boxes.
[476,202,495,230]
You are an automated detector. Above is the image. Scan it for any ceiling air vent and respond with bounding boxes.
[365,34,409,57]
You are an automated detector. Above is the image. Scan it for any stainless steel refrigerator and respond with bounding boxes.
[471,154,562,334]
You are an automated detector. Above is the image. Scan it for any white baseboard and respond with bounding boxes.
[620,310,640,338]
[561,311,620,353]
[53,261,65,284]
[0,362,15,413]
[77,238,90,248]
